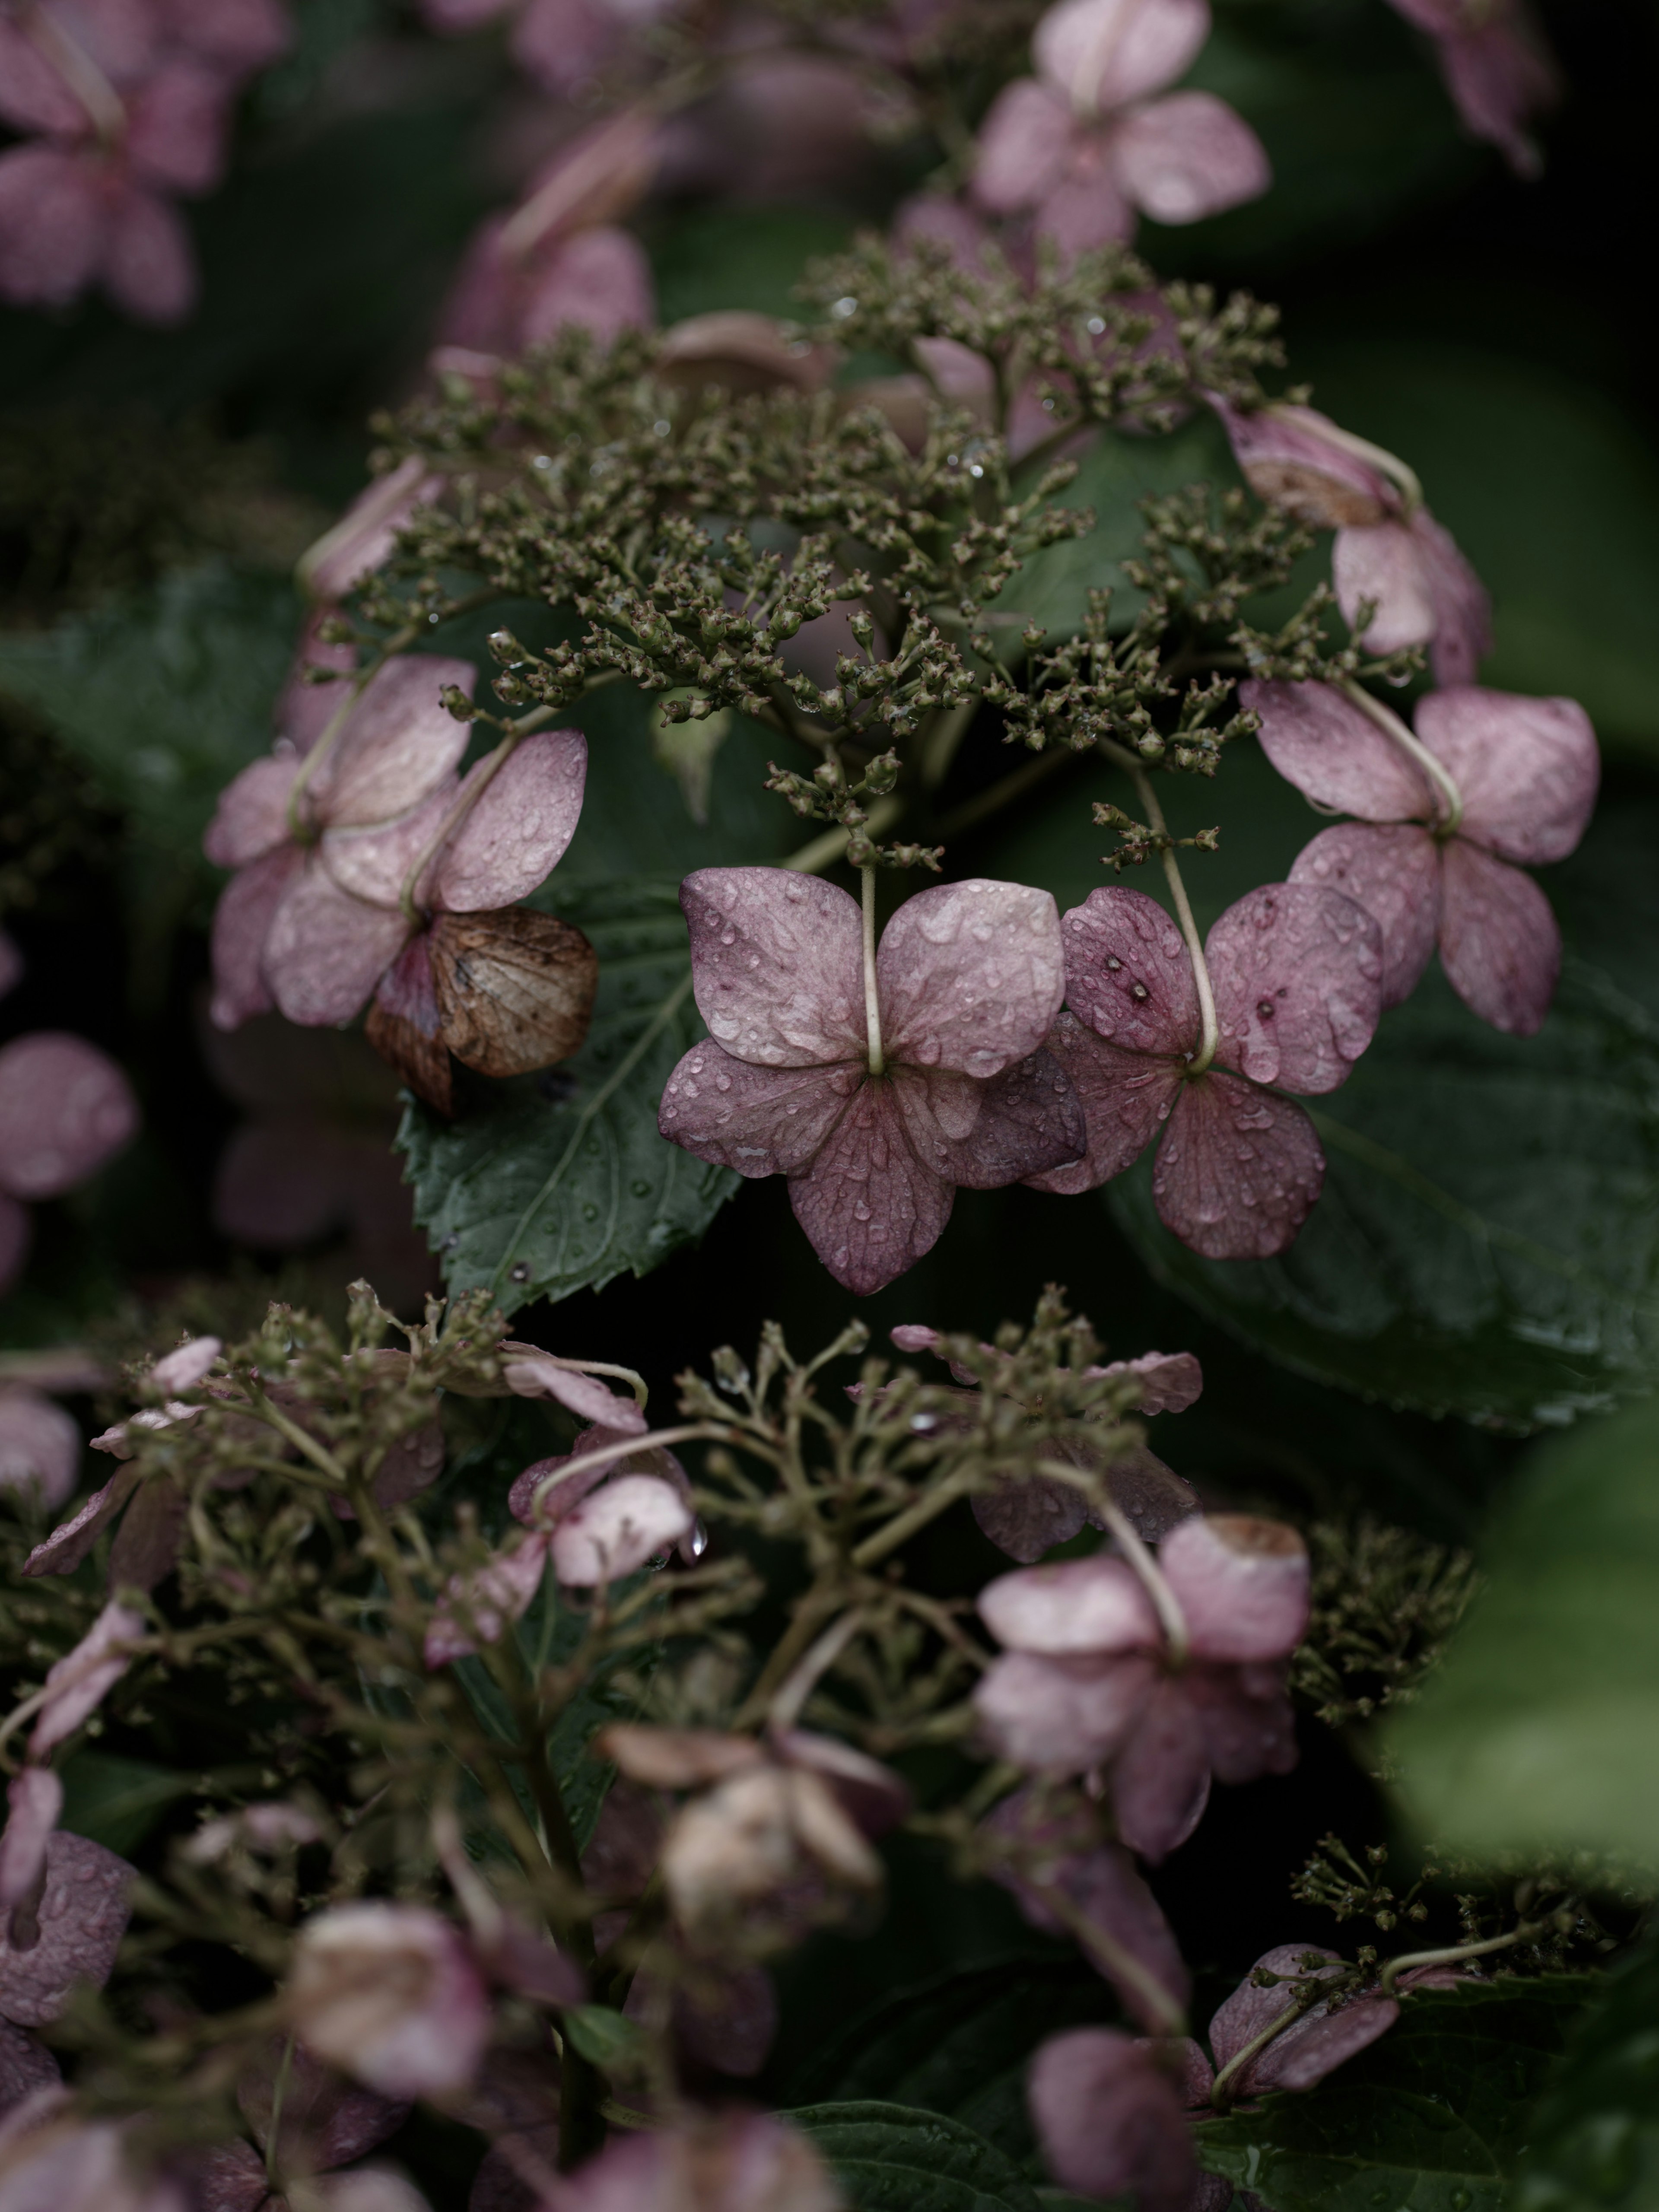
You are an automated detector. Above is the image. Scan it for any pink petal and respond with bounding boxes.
[894,191,993,270]
[107,1473,187,1592]
[124,61,232,194]
[503,1356,648,1434]
[1058,887,1200,1055]
[22,1466,141,1579]
[275,614,359,754]
[366,1420,444,1515]
[150,0,293,75]
[971,78,1074,214]
[878,879,1065,1078]
[1289,821,1440,1009]
[29,1601,146,1758]
[313,656,475,830]
[1435,19,1558,178]
[432,214,515,355]
[681,868,865,1069]
[203,753,301,870]
[1243,678,1431,823]
[429,729,588,911]
[320,779,459,909]
[510,0,628,96]
[889,1324,943,1354]
[894,1053,1085,1189]
[1028,2027,1198,2212]
[262,863,412,1028]
[1111,1677,1211,1859]
[237,2037,409,2173]
[1253,1993,1399,2090]
[974,1650,1158,1769]
[1333,519,1437,655]
[0,1034,139,1201]
[298,456,445,604]
[40,0,157,82]
[980,1555,1162,1654]
[788,1077,955,1294]
[1034,0,1211,111]
[0,145,105,310]
[1094,1349,1202,1413]
[1160,1514,1308,1662]
[1084,1442,1199,1543]
[509,1427,659,1523]
[100,184,196,324]
[1109,91,1271,223]
[0,1830,133,2027]
[151,1336,220,1394]
[0,1769,64,1911]
[509,109,660,252]
[1414,687,1598,864]
[212,1116,354,1245]
[597,1724,766,1790]
[658,310,836,397]
[1207,882,1382,1094]
[0,23,88,135]
[1409,508,1493,686]
[555,2115,840,2212]
[973,1471,1090,1561]
[0,1391,81,1513]
[550,1473,693,1584]
[1209,400,1394,529]
[1437,838,1560,1035]
[1185,1660,1297,1783]
[1031,160,1137,259]
[519,225,655,348]
[425,1532,551,1665]
[1153,1074,1325,1260]
[658,1045,862,1177]
[1022,1014,1183,1195]
[289,1904,490,2099]
[1209,1943,1342,2068]
[776,1731,912,1839]
[0,2019,61,2114]
[209,846,302,1030]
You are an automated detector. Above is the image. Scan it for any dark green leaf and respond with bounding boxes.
[57,1751,198,1855]
[564,2004,646,2067]
[1195,1981,1593,2212]
[1513,1936,1659,2212]
[648,204,857,327]
[1388,1396,1659,1869]
[783,2101,1042,2212]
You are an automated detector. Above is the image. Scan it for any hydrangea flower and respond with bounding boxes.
[974,1513,1309,1859]
[286,1904,492,2099]
[1028,882,1382,1259]
[971,0,1270,258]
[1028,2027,1202,2212]
[657,868,1084,1294]
[1245,679,1599,1035]
[0,1816,134,2029]
[190,2040,412,2212]
[1211,397,1491,686]
[1383,0,1557,177]
[0,1033,139,1295]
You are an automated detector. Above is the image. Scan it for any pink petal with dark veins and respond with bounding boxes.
[1023,1014,1183,1195]
[980,1554,1161,1654]
[0,1391,81,1513]
[1112,1676,1211,1860]
[1289,821,1440,1008]
[878,879,1065,1078]
[429,729,588,910]
[1209,401,1393,530]
[973,1471,1090,1562]
[551,1474,693,1584]
[1209,1944,1342,2068]
[262,864,412,1028]
[312,657,476,830]
[681,868,865,1069]
[974,1651,1157,1770]
[0,1035,139,1200]
[1437,838,1560,1035]
[125,61,233,194]
[1415,688,1598,864]
[1059,887,1199,1055]
[1243,679,1430,823]
[519,226,655,347]
[0,1831,133,2026]
[0,145,105,312]
[101,185,196,324]
[22,1466,141,1579]
[894,1053,1084,1189]
[1035,0,1211,112]
[1029,2028,1197,2212]
[1333,519,1436,655]
[1160,1515,1309,1662]
[503,1357,648,1434]
[788,1079,955,1294]
[972,78,1074,213]
[1153,1074,1325,1260]
[203,754,301,870]
[1409,508,1492,686]
[1109,91,1271,223]
[1207,884,1381,1094]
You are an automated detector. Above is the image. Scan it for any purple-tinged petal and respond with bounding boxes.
[980,1555,1161,1655]
[276,614,359,754]
[1209,1943,1342,2068]
[151,1337,220,1394]
[774,1732,912,1838]
[1433,16,1558,178]
[895,1052,1085,1190]
[629,1957,777,2078]
[510,0,631,97]
[550,1474,693,1585]
[1029,2027,1198,2212]
[124,60,233,195]
[0,1770,63,1913]
[1333,519,1437,655]
[1023,1013,1183,1195]
[107,1475,187,1593]
[426,1533,550,1666]
[0,146,105,312]
[152,0,293,75]
[0,1831,133,2026]
[209,845,304,1031]
[1252,1993,1398,2090]
[429,730,588,911]
[299,459,445,605]
[502,1357,648,1434]
[1030,162,1138,259]
[1083,1443,1199,1544]
[1160,1515,1308,1662]
[0,23,86,136]
[1415,687,1598,864]
[1410,509,1493,686]
[975,1652,1158,1770]
[895,191,995,270]
[1185,1662,1297,1784]
[789,1079,955,1295]
[1094,1349,1202,1414]
[0,1036,138,1201]
[1034,0,1211,112]
[320,780,458,910]
[1243,679,1431,823]
[1207,883,1382,1094]
[1437,838,1560,1036]
[509,1423,683,1526]
[681,868,865,1069]
[972,78,1075,213]
[519,225,655,347]
[1109,91,1271,223]
[598,1723,766,1790]
[1111,1678,1211,1860]
[1153,1074,1325,1260]
[22,1467,141,1580]
[29,1602,146,1758]
[100,185,196,325]
[203,753,301,870]
[366,1420,445,1514]
[878,879,1066,1078]
[237,2037,409,2174]
[1210,400,1394,530]
[0,1392,81,1513]
[890,1324,944,1354]
[1158,2032,1216,2109]
[312,657,475,830]
[288,1904,490,2099]
[262,864,413,1029]
[0,2018,60,2119]
[1058,887,1200,1055]
[1289,821,1441,1009]
[657,310,835,396]
[973,1471,1090,1562]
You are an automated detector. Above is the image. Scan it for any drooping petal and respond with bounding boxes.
[100,184,196,324]
[1152,1074,1325,1260]
[22,1466,142,1580]
[0,146,106,312]
[878,878,1066,1079]
[425,1533,550,1666]
[1093,1349,1203,1414]
[1243,679,1431,823]
[894,1052,1086,1190]
[1414,687,1598,864]
[0,1036,139,1201]
[979,1555,1162,1655]
[1028,2027,1198,2212]
[428,729,588,910]
[1022,1014,1183,1195]
[297,457,445,604]
[1033,0,1211,112]
[788,1078,955,1295]
[0,1391,81,1513]
[0,1831,133,2027]
[1434,16,1557,177]
[29,1602,147,1758]
[1160,1515,1309,1662]
[974,1652,1157,1770]
[0,1770,64,1912]
[973,1471,1090,1562]
[1185,1660,1297,1784]
[1208,1943,1342,2067]
[312,656,475,830]
[1111,1677,1212,1860]
[1409,508,1493,686]
[1058,887,1200,1055]
[550,1473,693,1584]
[503,1357,648,1433]
[262,863,413,1028]
[680,868,865,1069]
[1209,400,1394,530]
[320,779,459,909]
[1289,821,1441,1008]
[202,753,301,869]
[287,1904,490,2099]
[429,908,597,1078]
[971,78,1075,213]
[518,225,655,347]
[1436,837,1560,1035]
[1207,883,1382,1094]
[658,1045,863,1178]
[1109,91,1271,223]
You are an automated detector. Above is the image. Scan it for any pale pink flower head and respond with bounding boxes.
[974,1513,1309,1859]
[0,1824,134,2027]
[1029,2026,1198,2211]
[1247,679,1599,1035]
[658,868,1084,1294]
[971,0,1268,259]
[1384,0,1557,177]
[1029,880,1382,1259]
[286,1903,490,2099]
[0,1033,139,1294]
[556,2110,842,2212]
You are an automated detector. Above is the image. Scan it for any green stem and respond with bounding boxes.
[1337,679,1464,836]
[1100,740,1218,1074]
[1377,1925,1530,1995]
[861,866,886,1076]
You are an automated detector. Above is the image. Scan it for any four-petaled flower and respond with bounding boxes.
[1246,679,1598,1035]
[1028,881,1382,1259]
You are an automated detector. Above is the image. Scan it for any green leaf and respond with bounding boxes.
[1195,1982,1593,2212]
[57,1751,198,1855]
[564,2004,646,2067]
[783,2101,1042,2212]
[1387,1396,1659,1869]
[647,204,856,326]
[1512,1936,1659,2212]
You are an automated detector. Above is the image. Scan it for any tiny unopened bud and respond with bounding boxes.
[487,629,529,666]
[863,750,900,796]
[440,685,476,721]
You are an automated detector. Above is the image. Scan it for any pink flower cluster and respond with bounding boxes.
[0,0,291,322]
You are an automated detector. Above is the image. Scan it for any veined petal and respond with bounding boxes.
[1415,687,1598,864]
[681,868,865,1068]
[1034,0,1211,113]
[974,1651,1157,1770]
[263,862,413,1029]
[311,656,475,829]
[788,1079,954,1295]
[1160,1514,1309,1662]
[1207,883,1382,1093]
[203,754,302,869]
[429,729,588,909]
[893,1052,1085,1191]
[878,878,1066,1078]
[1210,400,1394,530]
[1153,1074,1325,1260]
[1059,887,1200,1055]
[1437,838,1560,1035]
[1289,821,1441,1009]
[979,1554,1161,1655]
[1109,91,1270,224]
[321,779,459,908]
[971,78,1074,212]
[1244,679,1431,823]
[658,1045,862,1176]
[1023,1014,1183,1195]
[1333,519,1437,654]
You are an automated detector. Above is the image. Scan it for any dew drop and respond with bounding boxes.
[1130,981,1150,1001]
[509,1262,531,1283]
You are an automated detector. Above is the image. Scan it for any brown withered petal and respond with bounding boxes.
[429,910,597,1080]
[365,1001,453,1118]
